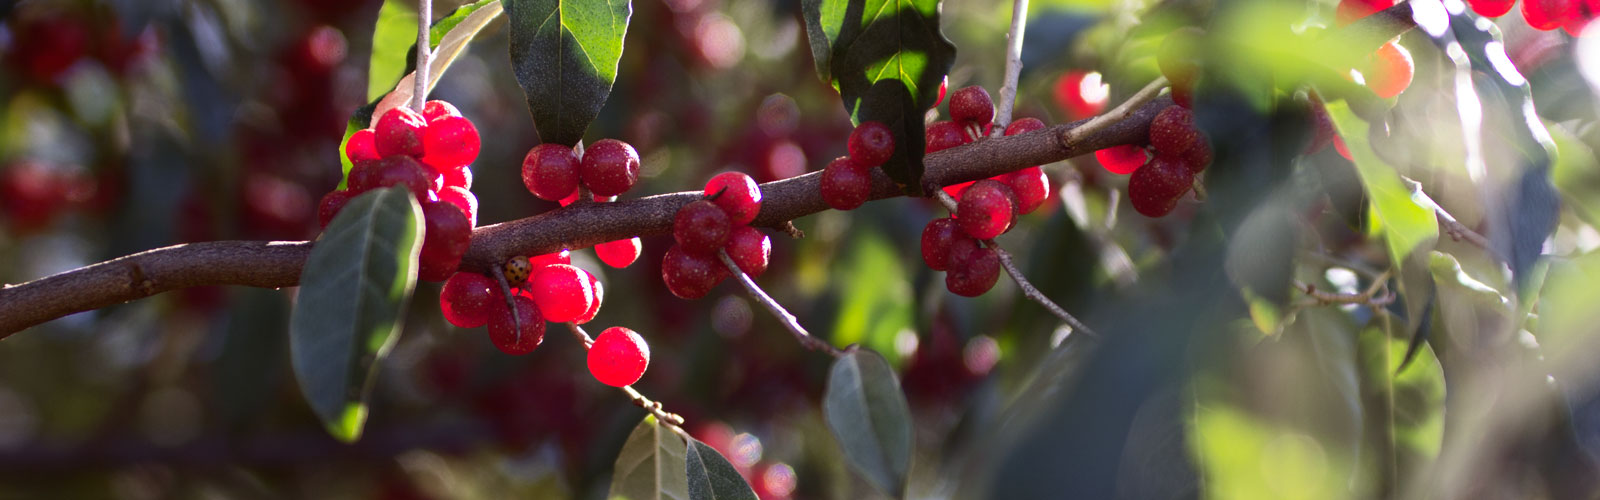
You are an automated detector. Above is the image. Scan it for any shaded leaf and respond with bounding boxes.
[823,349,912,497]
[503,0,633,146]
[214,288,289,427]
[685,439,756,500]
[289,186,423,442]
[610,415,690,500]
[1323,101,1438,267]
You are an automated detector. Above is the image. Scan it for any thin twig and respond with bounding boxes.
[565,323,685,427]
[1062,77,1168,146]
[411,0,431,111]
[992,0,1030,137]
[1402,176,1492,250]
[1296,269,1395,307]
[716,250,846,357]
[490,264,522,343]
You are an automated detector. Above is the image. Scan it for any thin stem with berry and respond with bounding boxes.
[717,249,846,357]
[1062,77,1167,147]
[566,323,684,426]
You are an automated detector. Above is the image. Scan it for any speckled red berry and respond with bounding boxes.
[920,217,962,271]
[441,272,497,328]
[588,327,649,387]
[849,121,895,167]
[422,115,480,170]
[949,86,995,127]
[488,294,544,355]
[580,139,641,197]
[528,264,596,323]
[956,179,1017,240]
[317,189,354,229]
[419,201,472,282]
[374,106,428,158]
[1128,155,1194,217]
[345,129,380,163]
[522,144,581,202]
[704,171,762,226]
[926,121,969,153]
[662,244,722,299]
[820,157,871,210]
[596,237,642,268]
[725,226,771,277]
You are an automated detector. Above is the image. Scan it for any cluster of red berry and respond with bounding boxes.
[1346,0,1600,34]
[1115,106,1212,218]
[520,138,647,267]
[662,172,771,299]
[819,121,894,210]
[321,101,482,281]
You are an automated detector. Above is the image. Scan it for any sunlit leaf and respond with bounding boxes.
[1323,101,1438,267]
[503,0,632,146]
[367,0,419,101]
[832,232,912,365]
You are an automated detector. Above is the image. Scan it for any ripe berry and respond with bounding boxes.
[353,155,432,200]
[422,100,461,121]
[345,129,380,163]
[1095,145,1148,175]
[1467,0,1516,17]
[1336,0,1395,25]
[674,200,733,254]
[1159,28,1205,101]
[576,270,604,324]
[317,189,354,229]
[662,244,722,299]
[419,201,472,282]
[1334,135,1354,161]
[920,217,962,271]
[441,165,472,190]
[943,181,975,199]
[1006,167,1051,215]
[704,171,762,226]
[1524,0,1580,30]
[956,179,1017,240]
[437,185,478,227]
[925,121,968,153]
[1364,41,1414,99]
[1004,117,1047,136]
[820,157,871,210]
[528,264,596,323]
[945,243,1000,297]
[374,106,428,158]
[596,237,643,268]
[1052,71,1108,119]
[422,115,481,170]
[522,144,581,201]
[1128,155,1195,217]
[725,226,771,277]
[934,76,948,107]
[949,86,995,127]
[504,256,533,286]
[487,294,545,355]
[580,139,641,197]
[849,121,896,167]
[441,272,497,328]
[1149,106,1201,155]
[529,249,573,269]
[587,327,650,387]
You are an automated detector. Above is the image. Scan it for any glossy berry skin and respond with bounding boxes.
[662,244,723,299]
[487,294,544,355]
[920,217,962,271]
[1467,0,1516,16]
[422,115,480,170]
[1128,155,1195,217]
[522,144,581,201]
[957,180,1017,240]
[345,129,380,162]
[725,226,771,277]
[849,121,896,167]
[1149,106,1201,155]
[674,200,733,255]
[529,250,572,269]
[945,244,1000,297]
[1006,167,1051,215]
[596,237,642,268]
[575,270,604,324]
[528,264,595,323]
[949,86,995,127]
[374,107,429,158]
[588,327,650,387]
[317,190,354,229]
[820,157,871,210]
[504,256,533,286]
[580,139,641,197]
[439,165,472,190]
[925,121,969,153]
[437,185,478,227]
[352,156,433,200]
[1004,117,1047,136]
[1524,0,1579,30]
[441,272,497,328]
[419,201,472,282]
[1095,145,1148,175]
[422,100,461,121]
[704,171,762,226]
[943,181,975,199]
[1366,41,1414,99]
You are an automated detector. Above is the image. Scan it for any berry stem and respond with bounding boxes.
[1403,176,1492,251]
[992,0,1029,138]
[490,264,523,343]
[716,249,846,357]
[935,191,1100,338]
[565,323,685,426]
[412,0,432,112]
[1062,77,1167,147]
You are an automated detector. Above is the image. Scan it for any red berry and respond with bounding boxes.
[576,270,604,324]
[522,144,581,201]
[1095,145,1148,175]
[587,327,650,387]
[662,244,723,299]
[1159,28,1205,97]
[422,100,461,121]
[934,76,948,107]
[725,226,771,277]
[1006,166,1051,215]
[925,121,969,153]
[559,189,583,207]
[1525,0,1579,30]
[422,115,480,170]
[820,157,871,210]
[437,185,478,227]
[704,171,762,226]
[949,86,995,127]
[1334,135,1354,161]
[848,121,896,167]
[596,237,643,268]
[580,139,641,197]
[441,272,497,328]
[1336,0,1395,25]
[674,200,733,254]
[353,155,432,200]
[1004,117,1047,136]
[956,179,1017,240]
[1305,94,1336,155]
[317,189,355,229]
[1365,41,1414,99]
[419,201,472,281]
[1149,106,1201,155]
[529,250,572,269]
[1467,0,1516,16]
[374,106,428,158]
[528,264,596,323]
[1052,71,1108,119]
[1128,156,1194,217]
[488,294,544,355]
[945,245,1000,297]
[345,129,380,163]
[920,217,961,271]
[943,180,975,199]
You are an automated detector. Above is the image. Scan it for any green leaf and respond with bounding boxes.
[503,0,633,146]
[823,349,912,498]
[372,0,507,122]
[831,232,912,365]
[367,0,419,101]
[289,186,423,442]
[802,0,957,195]
[684,439,757,500]
[609,416,690,500]
[1322,101,1438,268]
